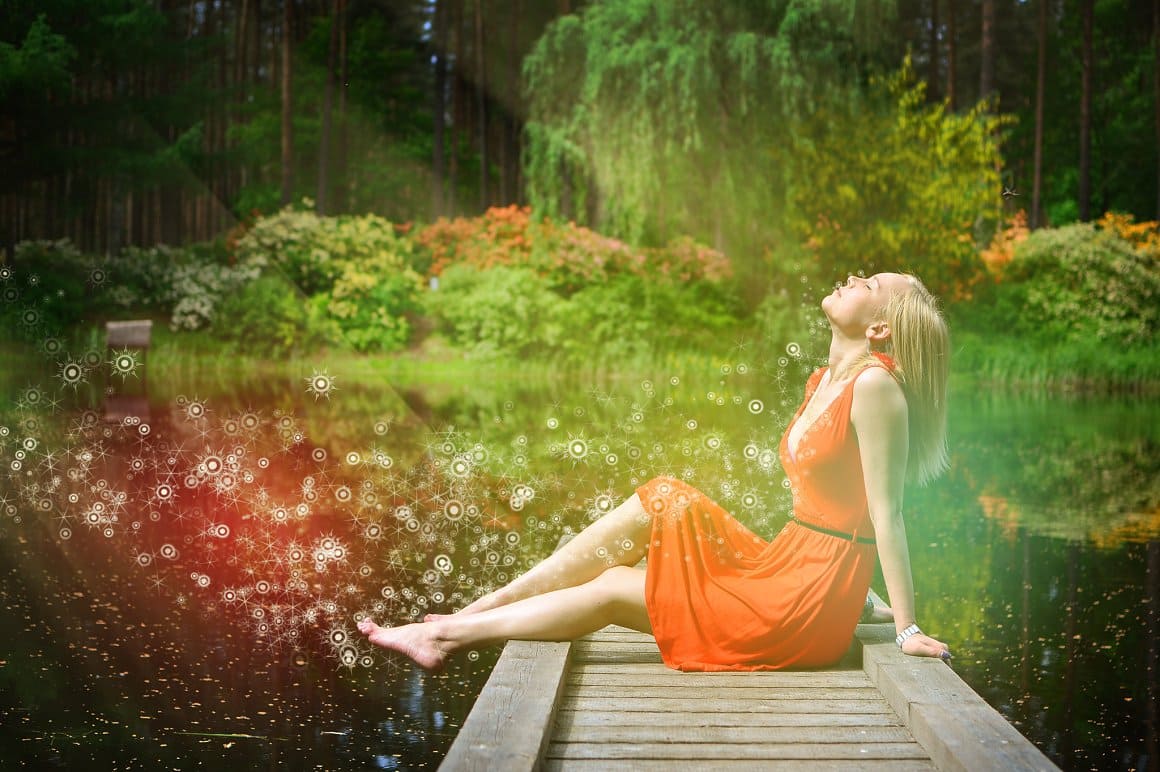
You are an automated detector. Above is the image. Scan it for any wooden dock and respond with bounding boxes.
[440,595,1058,771]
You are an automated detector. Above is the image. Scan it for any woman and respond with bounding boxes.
[359,272,952,669]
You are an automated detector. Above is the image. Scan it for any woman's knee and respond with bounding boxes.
[591,566,650,631]
[592,566,646,604]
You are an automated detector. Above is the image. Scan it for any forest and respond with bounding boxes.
[1,0,1158,385]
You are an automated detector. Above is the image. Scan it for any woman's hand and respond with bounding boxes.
[901,632,952,661]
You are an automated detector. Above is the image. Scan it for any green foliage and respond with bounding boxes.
[789,58,1005,300]
[561,274,743,359]
[964,222,1157,346]
[523,0,898,281]
[953,218,1160,389]
[211,274,338,357]
[424,265,565,358]
[2,239,96,334]
[0,14,75,99]
[233,203,424,351]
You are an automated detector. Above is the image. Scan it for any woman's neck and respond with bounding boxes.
[826,336,870,381]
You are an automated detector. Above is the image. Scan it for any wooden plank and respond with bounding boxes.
[438,640,571,771]
[553,724,916,744]
[543,759,937,771]
[544,741,933,761]
[858,631,1059,772]
[568,671,873,688]
[555,710,904,729]
[909,703,1058,772]
[558,696,899,714]
[567,684,884,701]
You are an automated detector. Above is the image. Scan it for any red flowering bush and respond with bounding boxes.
[415,206,732,296]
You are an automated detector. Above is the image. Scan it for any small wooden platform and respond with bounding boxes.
[440,601,1058,771]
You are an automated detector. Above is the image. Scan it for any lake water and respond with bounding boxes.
[0,352,1156,770]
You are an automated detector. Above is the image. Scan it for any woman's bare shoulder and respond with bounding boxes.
[852,364,906,414]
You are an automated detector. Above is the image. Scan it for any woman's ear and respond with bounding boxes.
[866,320,892,345]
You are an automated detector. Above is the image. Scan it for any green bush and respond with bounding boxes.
[425,265,566,358]
[2,239,96,334]
[211,274,339,356]
[233,203,424,350]
[328,264,422,353]
[959,223,1158,346]
[562,275,743,358]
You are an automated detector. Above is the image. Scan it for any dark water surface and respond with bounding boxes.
[0,354,1156,770]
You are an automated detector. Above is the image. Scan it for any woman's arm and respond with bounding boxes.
[852,368,950,659]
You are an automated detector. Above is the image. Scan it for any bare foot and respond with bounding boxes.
[358,618,449,672]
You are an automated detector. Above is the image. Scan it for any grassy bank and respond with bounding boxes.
[952,331,1160,394]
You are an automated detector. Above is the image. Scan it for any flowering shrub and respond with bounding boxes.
[979,210,1030,277]
[233,203,423,351]
[415,205,732,296]
[960,220,1158,346]
[107,243,258,331]
[2,240,256,335]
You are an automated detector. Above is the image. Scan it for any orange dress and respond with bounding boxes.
[640,356,891,671]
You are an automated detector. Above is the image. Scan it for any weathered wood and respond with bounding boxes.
[909,702,1058,772]
[553,724,915,744]
[558,696,899,714]
[567,684,883,701]
[438,640,572,771]
[543,760,937,771]
[544,740,933,761]
[858,629,1058,771]
[105,319,153,348]
[568,670,873,688]
[555,710,904,728]
[444,559,1055,771]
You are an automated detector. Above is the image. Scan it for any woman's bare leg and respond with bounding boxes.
[361,566,649,671]
[429,493,652,620]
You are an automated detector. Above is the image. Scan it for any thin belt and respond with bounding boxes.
[790,517,876,545]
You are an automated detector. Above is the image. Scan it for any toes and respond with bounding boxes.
[357,618,377,635]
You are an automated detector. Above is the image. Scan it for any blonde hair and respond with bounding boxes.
[844,275,950,486]
[884,276,949,486]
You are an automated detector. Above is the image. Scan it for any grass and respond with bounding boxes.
[5,319,1157,397]
[953,331,1160,394]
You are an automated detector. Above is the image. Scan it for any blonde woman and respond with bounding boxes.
[359,272,952,669]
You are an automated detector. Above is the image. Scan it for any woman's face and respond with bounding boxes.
[821,272,912,334]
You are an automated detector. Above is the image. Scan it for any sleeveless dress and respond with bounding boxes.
[639,355,892,671]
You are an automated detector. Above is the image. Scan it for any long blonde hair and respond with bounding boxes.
[844,276,950,486]
[884,276,950,486]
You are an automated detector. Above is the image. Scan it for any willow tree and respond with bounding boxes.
[522,0,897,288]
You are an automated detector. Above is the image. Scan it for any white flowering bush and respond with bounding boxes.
[168,260,259,331]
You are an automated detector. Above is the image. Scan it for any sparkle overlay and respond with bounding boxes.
[0,259,825,678]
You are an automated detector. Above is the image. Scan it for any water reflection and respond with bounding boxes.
[1,350,1157,769]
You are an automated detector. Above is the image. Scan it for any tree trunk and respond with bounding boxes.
[1154,0,1160,220]
[946,0,957,110]
[318,0,338,215]
[928,0,940,102]
[281,0,294,206]
[336,0,348,212]
[475,0,489,211]
[501,0,521,204]
[1079,0,1093,221]
[1031,0,1047,228]
[433,0,448,217]
[980,0,995,105]
[449,0,463,216]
